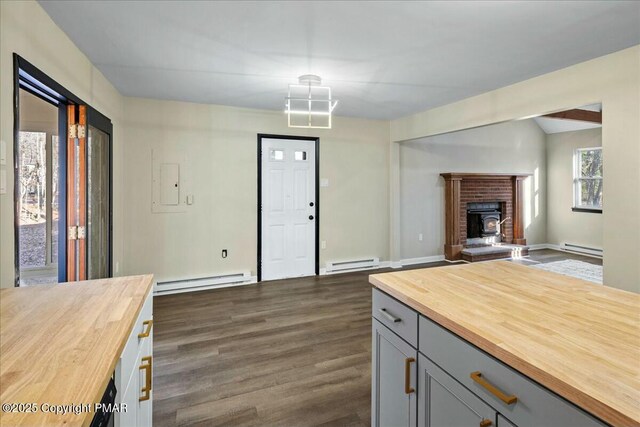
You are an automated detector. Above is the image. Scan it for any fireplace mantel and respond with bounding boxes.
[440,173,530,180]
[440,172,531,260]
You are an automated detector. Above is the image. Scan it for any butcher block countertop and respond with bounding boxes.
[369,261,640,427]
[0,275,153,427]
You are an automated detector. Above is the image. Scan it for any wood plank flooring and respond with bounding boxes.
[152,250,601,426]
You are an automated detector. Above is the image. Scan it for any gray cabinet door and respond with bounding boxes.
[497,415,517,427]
[418,354,496,427]
[372,319,417,427]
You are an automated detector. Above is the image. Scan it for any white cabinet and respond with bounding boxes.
[115,291,153,427]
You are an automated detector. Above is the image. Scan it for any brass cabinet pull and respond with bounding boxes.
[138,319,153,338]
[470,371,517,405]
[480,419,493,427]
[139,356,152,401]
[405,357,415,394]
[379,308,401,323]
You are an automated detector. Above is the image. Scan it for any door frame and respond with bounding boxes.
[12,54,113,285]
[257,133,319,282]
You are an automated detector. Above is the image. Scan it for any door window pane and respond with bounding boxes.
[87,126,111,279]
[270,149,284,161]
[51,135,59,263]
[294,151,307,161]
[18,131,47,268]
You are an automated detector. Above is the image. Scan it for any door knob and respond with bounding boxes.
[309,202,314,207]
[309,215,314,220]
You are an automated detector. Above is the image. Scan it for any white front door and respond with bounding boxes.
[261,137,316,281]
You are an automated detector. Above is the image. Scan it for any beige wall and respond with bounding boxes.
[546,128,603,249]
[399,119,547,260]
[391,46,640,292]
[1,1,389,286]
[121,98,390,282]
[0,0,124,288]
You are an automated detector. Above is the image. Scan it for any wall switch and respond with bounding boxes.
[321,240,327,249]
[115,262,120,274]
[320,178,329,187]
[222,249,228,258]
[186,194,194,205]
[0,140,6,165]
[418,233,423,241]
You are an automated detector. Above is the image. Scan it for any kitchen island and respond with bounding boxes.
[0,275,153,427]
[369,261,639,427]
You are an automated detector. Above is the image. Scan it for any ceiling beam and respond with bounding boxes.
[543,109,602,123]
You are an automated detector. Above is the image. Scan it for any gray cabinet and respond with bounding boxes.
[417,354,496,427]
[372,288,608,427]
[372,318,417,427]
[497,415,517,427]
[418,317,606,427]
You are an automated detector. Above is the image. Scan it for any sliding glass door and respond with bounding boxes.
[15,55,113,286]
[66,105,112,281]
[86,117,112,279]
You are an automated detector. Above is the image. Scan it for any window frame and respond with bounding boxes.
[572,147,603,213]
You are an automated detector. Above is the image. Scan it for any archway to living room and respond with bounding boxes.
[393,104,604,284]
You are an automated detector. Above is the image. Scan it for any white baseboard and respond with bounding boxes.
[399,255,446,266]
[528,243,559,251]
[155,275,257,296]
[527,243,603,259]
[321,255,445,275]
[320,261,391,275]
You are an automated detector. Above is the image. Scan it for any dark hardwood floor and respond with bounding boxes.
[152,249,601,426]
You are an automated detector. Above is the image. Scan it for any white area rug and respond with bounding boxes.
[532,260,602,284]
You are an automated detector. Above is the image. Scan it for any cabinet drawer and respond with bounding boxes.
[372,289,418,347]
[419,316,606,427]
[116,291,153,393]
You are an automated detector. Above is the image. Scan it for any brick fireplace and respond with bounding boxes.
[440,173,530,261]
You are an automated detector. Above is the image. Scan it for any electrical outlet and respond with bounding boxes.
[222,249,228,258]
[321,241,327,249]
[418,233,423,241]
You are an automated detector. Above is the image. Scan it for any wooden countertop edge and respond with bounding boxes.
[369,277,637,427]
[79,274,153,427]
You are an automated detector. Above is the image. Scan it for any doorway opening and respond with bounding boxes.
[257,134,319,282]
[16,89,60,285]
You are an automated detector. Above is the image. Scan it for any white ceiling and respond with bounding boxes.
[39,1,640,120]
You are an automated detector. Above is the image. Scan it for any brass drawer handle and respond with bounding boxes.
[139,356,152,401]
[405,357,415,394]
[138,319,153,338]
[379,308,401,323]
[480,419,493,427]
[470,371,517,405]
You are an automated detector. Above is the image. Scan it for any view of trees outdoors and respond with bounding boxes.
[577,148,603,208]
[18,131,59,269]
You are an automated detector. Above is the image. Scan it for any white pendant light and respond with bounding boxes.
[285,74,338,129]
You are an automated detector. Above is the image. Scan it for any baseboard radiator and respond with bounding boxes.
[155,272,255,295]
[561,243,603,258]
[325,257,380,274]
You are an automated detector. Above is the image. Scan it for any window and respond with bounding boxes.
[270,149,284,161]
[294,150,307,161]
[573,147,603,212]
